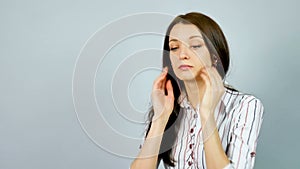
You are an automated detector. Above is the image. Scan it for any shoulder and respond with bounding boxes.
[223,87,264,116]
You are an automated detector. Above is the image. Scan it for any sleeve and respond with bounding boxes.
[225,96,264,169]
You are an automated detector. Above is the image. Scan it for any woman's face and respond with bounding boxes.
[169,23,212,81]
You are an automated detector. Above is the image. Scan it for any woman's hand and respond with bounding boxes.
[151,67,174,124]
[199,66,225,120]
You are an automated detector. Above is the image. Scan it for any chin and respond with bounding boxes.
[176,72,198,82]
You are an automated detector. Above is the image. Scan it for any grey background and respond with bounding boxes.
[1,0,299,169]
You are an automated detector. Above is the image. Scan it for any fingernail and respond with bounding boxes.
[163,67,168,73]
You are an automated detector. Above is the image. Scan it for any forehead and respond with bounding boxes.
[169,23,202,40]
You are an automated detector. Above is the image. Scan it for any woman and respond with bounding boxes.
[131,12,264,169]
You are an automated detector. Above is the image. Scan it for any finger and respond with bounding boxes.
[209,68,225,101]
[161,74,167,91]
[211,66,222,82]
[153,67,168,90]
[207,67,218,89]
[200,68,211,88]
[160,67,168,89]
[200,67,212,87]
[166,80,174,100]
[205,67,221,91]
[211,67,223,90]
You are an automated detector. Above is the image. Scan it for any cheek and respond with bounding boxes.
[195,49,212,66]
[169,55,180,74]
[169,55,177,67]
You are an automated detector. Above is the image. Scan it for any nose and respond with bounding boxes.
[179,44,189,60]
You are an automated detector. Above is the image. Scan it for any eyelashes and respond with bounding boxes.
[169,45,202,51]
[170,47,179,51]
[191,45,202,49]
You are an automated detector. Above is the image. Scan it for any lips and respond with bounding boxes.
[178,64,193,70]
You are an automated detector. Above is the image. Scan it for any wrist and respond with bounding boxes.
[152,110,171,124]
[147,120,167,138]
[199,108,214,122]
[200,110,217,142]
[152,117,168,128]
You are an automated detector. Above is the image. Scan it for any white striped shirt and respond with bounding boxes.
[162,88,264,169]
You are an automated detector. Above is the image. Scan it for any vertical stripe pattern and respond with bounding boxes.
[163,88,264,169]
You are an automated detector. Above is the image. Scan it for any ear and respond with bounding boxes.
[212,54,218,67]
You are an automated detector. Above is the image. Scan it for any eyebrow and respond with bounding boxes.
[169,35,203,42]
[189,35,203,39]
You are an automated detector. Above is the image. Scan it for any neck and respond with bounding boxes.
[183,77,206,109]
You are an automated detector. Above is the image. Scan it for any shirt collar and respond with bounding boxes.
[177,88,231,114]
[177,91,189,109]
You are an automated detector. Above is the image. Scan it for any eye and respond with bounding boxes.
[170,46,179,51]
[190,45,202,49]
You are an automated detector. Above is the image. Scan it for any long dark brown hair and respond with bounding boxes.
[145,12,231,167]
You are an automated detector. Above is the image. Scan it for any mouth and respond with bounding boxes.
[178,64,193,70]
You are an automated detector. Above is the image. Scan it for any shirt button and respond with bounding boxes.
[188,161,193,166]
[189,144,193,149]
[190,128,194,133]
[193,114,198,118]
